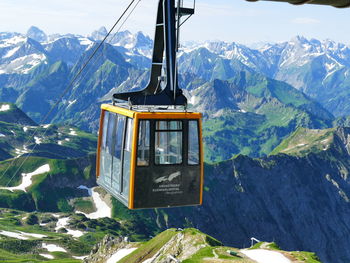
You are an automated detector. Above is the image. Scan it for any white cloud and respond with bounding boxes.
[292,17,320,25]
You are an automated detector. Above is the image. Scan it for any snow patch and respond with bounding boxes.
[55,217,85,238]
[0,164,50,192]
[58,141,62,145]
[0,133,5,137]
[34,136,42,144]
[73,255,88,260]
[68,100,76,107]
[2,53,46,74]
[69,128,77,136]
[325,62,336,71]
[76,187,111,219]
[15,147,29,157]
[20,231,47,238]
[40,254,54,259]
[42,124,51,128]
[125,43,134,49]
[188,95,198,105]
[106,248,137,263]
[42,243,67,252]
[0,104,10,111]
[3,46,20,58]
[0,36,26,48]
[241,249,291,263]
[78,37,94,49]
[0,230,46,240]
[0,230,28,240]
[23,127,28,132]
[143,257,156,263]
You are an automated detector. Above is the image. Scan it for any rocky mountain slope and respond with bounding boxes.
[0,211,320,263]
[144,127,350,263]
[85,228,320,263]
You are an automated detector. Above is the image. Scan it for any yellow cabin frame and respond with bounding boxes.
[96,104,204,209]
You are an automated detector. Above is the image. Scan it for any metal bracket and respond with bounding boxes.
[113,0,195,106]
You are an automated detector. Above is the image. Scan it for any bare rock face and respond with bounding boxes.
[84,229,321,263]
[26,26,47,42]
[148,230,215,262]
[0,103,37,126]
[84,235,130,263]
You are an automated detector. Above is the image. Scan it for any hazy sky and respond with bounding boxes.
[1,0,350,44]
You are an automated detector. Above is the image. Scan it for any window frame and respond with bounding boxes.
[136,119,151,167]
[154,119,184,166]
[187,119,201,166]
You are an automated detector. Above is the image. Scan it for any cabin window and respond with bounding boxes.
[100,111,111,184]
[101,112,116,187]
[155,120,183,165]
[112,115,125,192]
[188,120,200,165]
[101,111,109,150]
[106,113,116,155]
[122,118,133,197]
[137,120,150,166]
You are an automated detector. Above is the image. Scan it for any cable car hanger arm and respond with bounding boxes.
[114,0,194,107]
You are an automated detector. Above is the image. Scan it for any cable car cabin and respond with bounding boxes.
[96,104,204,209]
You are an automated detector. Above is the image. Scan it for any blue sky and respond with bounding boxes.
[0,0,349,44]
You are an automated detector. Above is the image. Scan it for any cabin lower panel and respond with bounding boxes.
[133,165,201,209]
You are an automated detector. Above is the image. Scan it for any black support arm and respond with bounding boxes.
[114,0,192,106]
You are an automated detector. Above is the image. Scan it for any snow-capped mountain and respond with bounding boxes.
[1,26,350,119]
[43,36,93,66]
[178,36,350,116]
[89,26,108,42]
[180,36,350,86]
[0,35,48,74]
[89,28,153,59]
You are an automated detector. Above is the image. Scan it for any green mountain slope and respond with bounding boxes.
[270,127,336,156]
[52,43,135,131]
[190,71,334,162]
[0,208,166,262]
